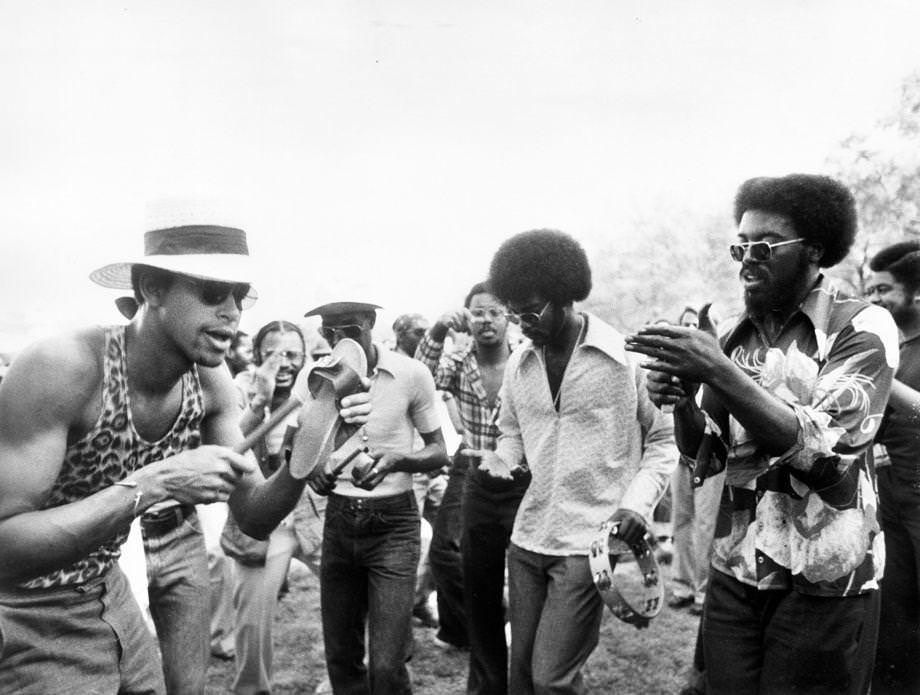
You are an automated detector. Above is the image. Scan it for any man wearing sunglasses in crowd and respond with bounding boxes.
[626,174,898,694]
[415,280,529,695]
[305,300,448,695]
[464,231,676,695]
[0,207,371,695]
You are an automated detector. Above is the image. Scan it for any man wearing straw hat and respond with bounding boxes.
[0,202,370,695]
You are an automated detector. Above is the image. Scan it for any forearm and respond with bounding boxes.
[705,359,798,455]
[673,397,707,456]
[230,465,307,540]
[889,379,920,423]
[393,443,449,474]
[0,484,141,585]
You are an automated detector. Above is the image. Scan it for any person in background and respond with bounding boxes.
[865,240,920,694]
[668,304,725,617]
[226,330,255,377]
[393,312,446,632]
[303,300,449,695]
[415,281,527,693]
[229,320,324,695]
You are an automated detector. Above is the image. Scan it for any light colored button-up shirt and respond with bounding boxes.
[494,313,677,555]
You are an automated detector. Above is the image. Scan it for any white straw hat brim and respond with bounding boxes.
[90,253,254,290]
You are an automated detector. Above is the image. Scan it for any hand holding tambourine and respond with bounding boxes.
[588,511,663,629]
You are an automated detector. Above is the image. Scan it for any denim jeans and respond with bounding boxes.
[321,491,420,695]
[704,568,879,695]
[873,466,920,694]
[462,468,527,695]
[507,544,603,695]
[429,461,468,648]
[143,509,210,695]
[0,565,165,695]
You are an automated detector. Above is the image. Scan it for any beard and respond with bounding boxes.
[743,251,813,319]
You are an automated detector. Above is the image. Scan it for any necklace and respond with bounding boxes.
[542,314,587,412]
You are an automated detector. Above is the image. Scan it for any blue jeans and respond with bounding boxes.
[704,568,879,694]
[143,509,210,695]
[321,492,420,695]
[507,544,603,695]
[873,466,920,694]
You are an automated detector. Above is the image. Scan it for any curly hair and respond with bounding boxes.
[869,240,920,295]
[488,229,592,305]
[252,320,305,366]
[733,174,857,268]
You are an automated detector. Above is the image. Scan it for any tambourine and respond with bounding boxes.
[588,519,663,629]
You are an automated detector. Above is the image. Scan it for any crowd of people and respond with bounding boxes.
[0,171,919,695]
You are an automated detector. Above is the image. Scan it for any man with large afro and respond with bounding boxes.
[626,173,899,694]
[866,239,920,694]
[469,228,677,694]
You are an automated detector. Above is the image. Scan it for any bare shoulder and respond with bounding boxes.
[0,327,104,424]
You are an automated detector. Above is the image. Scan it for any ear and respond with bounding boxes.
[806,242,824,265]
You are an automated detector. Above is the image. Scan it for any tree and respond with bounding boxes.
[826,71,920,294]
[584,208,741,332]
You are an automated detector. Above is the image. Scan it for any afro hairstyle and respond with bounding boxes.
[488,229,591,306]
[869,239,920,295]
[733,174,857,268]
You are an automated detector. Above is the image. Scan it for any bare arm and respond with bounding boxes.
[0,332,252,585]
[889,378,920,423]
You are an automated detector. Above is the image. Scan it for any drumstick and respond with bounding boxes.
[330,446,371,477]
[233,394,304,455]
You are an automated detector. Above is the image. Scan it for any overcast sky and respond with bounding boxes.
[2,0,919,352]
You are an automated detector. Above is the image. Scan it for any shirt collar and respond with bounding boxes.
[518,312,628,366]
[372,343,397,376]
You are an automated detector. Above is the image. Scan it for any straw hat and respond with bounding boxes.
[90,198,255,290]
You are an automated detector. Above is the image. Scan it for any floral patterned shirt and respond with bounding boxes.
[697,278,898,596]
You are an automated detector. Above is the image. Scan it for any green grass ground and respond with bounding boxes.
[206,559,699,694]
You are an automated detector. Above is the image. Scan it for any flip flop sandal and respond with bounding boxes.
[288,338,367,479]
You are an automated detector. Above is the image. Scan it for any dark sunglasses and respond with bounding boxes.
[181,277,256,310]
[318,324,364,342]
[729,238,805,263]
[509,301,551,325]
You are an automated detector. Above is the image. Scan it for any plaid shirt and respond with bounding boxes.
[415,334,501,452]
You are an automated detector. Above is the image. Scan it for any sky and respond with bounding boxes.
[2,0,920,353]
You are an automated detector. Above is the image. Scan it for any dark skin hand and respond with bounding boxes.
[624,303,721,407]
[609,508,648,547]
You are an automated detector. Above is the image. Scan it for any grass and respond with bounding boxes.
[205,558,699,694]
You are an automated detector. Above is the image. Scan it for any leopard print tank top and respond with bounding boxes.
[21,325,204,589]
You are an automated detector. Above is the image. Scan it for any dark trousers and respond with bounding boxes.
[873,466,920,694]
[429,459,469,647]
[704,569,879,695]
[321,492,420,695]
[463,469,528,695]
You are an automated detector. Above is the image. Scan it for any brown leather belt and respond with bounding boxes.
[140,505,195,538]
